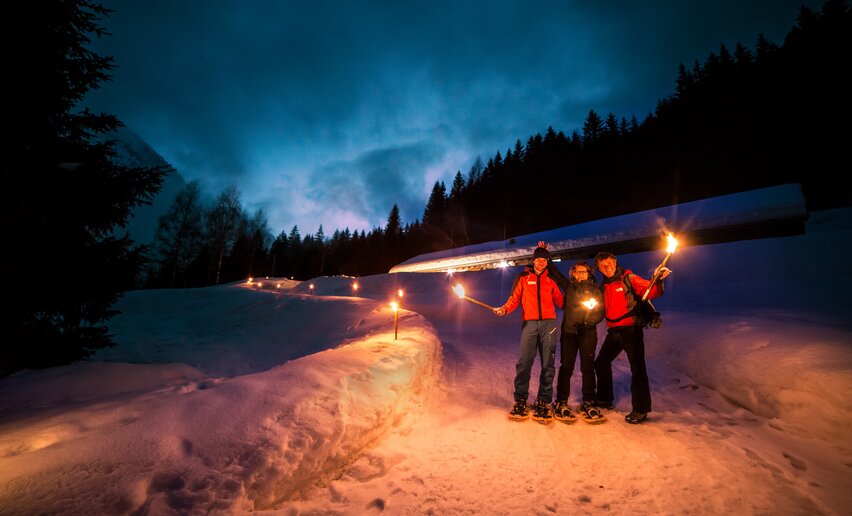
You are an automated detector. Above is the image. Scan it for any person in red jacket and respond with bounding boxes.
[494,245,564,422]
[593,251,670,424]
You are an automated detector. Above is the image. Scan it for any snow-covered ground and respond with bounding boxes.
[1,209,851,515]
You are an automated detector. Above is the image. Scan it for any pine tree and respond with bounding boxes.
[467,156,484,185]
[384,204,402,267]
[288,225,301,246]
[733,42,753,69]
[450,171,466,199]
[385,205,402,237]
[422,181,447,228]
[582,109,603,145]
[269,230,290,277]
[604,113,620,141]
[1,1,166,376]
[315,224,326,275]
[448,171,468,246]
[513,139,525,163]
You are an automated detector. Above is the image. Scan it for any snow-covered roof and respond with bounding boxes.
[389,183,808,273]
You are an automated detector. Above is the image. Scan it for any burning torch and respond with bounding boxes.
[452,284,496,311]
[642,233,678,302]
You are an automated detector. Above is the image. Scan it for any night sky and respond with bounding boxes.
[85,0,820,236]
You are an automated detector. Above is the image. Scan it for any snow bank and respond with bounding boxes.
[0,293,442,515]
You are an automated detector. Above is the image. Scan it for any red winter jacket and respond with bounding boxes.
[501,267,564,321]
[601,268,664,328]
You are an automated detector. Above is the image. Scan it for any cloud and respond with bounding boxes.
[306,141,446,230]
[87,0,822,235]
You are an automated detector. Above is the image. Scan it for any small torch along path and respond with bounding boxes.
[390,301,399,340]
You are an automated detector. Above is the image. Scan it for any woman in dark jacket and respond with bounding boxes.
[547,259,605,422]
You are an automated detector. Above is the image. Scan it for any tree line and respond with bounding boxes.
[146,0,851,285]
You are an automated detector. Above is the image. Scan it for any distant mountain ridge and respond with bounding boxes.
[108,126,186,246]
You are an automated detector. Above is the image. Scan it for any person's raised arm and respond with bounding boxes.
[538,241,567,290]
[631,271,667,301]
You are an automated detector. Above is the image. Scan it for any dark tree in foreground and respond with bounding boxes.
[0,1,165,377]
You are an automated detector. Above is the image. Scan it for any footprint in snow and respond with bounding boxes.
[783,452,807,470]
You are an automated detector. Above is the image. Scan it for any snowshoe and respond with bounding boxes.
[579,402,606,424]
[508,399,530,421]
[531,399,554,424]
[624,411,648,424]
[552,400,576,423]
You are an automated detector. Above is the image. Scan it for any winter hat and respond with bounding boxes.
[533,246,550,260]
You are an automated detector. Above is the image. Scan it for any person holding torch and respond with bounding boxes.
[593,251,671,424]
[546,258,606,423]
[494,245,564,423]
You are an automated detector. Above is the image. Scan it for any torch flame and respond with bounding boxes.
[666,233,679,254]
[452,284,465,299]
[582,298,598,310]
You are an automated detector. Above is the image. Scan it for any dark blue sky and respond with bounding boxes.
[86,0,820,236]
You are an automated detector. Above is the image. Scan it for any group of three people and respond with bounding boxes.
[493,243,670,425]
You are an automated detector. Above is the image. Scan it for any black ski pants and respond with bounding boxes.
[555,326,598,404]
[594,325,652,413]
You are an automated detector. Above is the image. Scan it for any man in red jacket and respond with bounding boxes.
[594,251,670,424]
[494,245,564,422]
